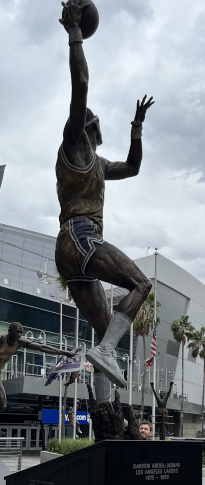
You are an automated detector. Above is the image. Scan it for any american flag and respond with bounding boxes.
[145,320,157,367]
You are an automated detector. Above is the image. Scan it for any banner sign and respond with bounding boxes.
[45,347,85,386]
[42,409,90,425]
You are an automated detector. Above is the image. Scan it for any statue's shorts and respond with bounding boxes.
[55,216,104,283]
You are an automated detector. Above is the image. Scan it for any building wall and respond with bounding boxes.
[1,223,205,430]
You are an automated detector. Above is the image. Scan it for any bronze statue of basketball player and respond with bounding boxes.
[0,322,73,411]
[55,1,155,392]
[150,381,174,440]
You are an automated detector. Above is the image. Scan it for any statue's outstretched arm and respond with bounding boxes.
[60,2,89,147]
[19,338,74,357]
[150,381,160,405]
[165,381,174,403]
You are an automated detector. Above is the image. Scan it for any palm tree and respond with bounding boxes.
[171,315,194,437]
[133,292,161,420]
[188,327,205,433]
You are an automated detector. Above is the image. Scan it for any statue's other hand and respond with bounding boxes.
[133,95,155,124]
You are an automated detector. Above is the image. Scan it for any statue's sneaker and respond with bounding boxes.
[86,345,126,388]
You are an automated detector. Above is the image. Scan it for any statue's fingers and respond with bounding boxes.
[147,96,153,104]
[141,94,147,106]
[146,100,155,109]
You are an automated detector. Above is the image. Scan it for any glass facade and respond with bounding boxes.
[0,286,92,342]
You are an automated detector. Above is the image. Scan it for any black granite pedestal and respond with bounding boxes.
[5,440,202,485]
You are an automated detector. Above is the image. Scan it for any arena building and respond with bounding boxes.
[0,222,205,448]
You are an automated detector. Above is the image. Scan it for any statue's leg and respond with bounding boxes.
[93,372,111,403]
[0,383,7,412]
[86,241,152,321]
[69,241,151,387]
[85,243,151,386]
[69,279,112,400]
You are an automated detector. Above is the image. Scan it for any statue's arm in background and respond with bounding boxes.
[150,381,161,406]
[164,381,174,405]
[18,338,73,358]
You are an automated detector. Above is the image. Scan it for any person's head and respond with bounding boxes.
[85,108,102,151]
[139,421,152,439]
[8,322,23,342]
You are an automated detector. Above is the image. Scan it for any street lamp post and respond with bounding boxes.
[23,331,34,376]
[89,327,95,441]
[122,354,129,388]
[156,363,160,390]
[146,366,151,390]
[168,369,175,396]
[37,258,51,296]
[161,367,168,391]
[59,297,63,443]
[133,357,141,392]
[80,342,86,384]
[38,331,46,376]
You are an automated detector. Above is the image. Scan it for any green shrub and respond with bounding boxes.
[58,438,94,455]
[47,438,60,453]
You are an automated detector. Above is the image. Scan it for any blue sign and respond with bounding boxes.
[42,409,90,425]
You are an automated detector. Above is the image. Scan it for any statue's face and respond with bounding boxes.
[85,118,102,150]
[9,323,23,341]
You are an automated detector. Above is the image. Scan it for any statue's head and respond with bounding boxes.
[160,390,165,399]
[85,108,102,149]
[8,322,23,341]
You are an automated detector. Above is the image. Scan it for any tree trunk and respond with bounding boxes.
[201,358,205,432]
[179,342,184,437]
[140,334,146,421]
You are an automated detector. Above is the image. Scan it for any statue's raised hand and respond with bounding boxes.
[132,95,155,125]
[59,1,90,31]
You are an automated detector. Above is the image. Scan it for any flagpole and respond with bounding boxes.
[129,322,133,405]
[110,284,114,315]
[152,250,158,439]
[73,307,79,440]
[59,297,63,443]
[89,327,95,441]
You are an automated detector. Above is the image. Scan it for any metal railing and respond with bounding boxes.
[0,437,24,472]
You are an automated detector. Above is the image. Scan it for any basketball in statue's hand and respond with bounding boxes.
[63,0,99,39]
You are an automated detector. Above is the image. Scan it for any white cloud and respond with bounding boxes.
[0,0,205,285]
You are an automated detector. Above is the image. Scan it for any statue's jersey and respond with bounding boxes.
[0,335,18,370]
[56,142,105,236]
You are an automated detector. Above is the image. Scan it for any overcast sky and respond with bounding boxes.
[0,0,205,284]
